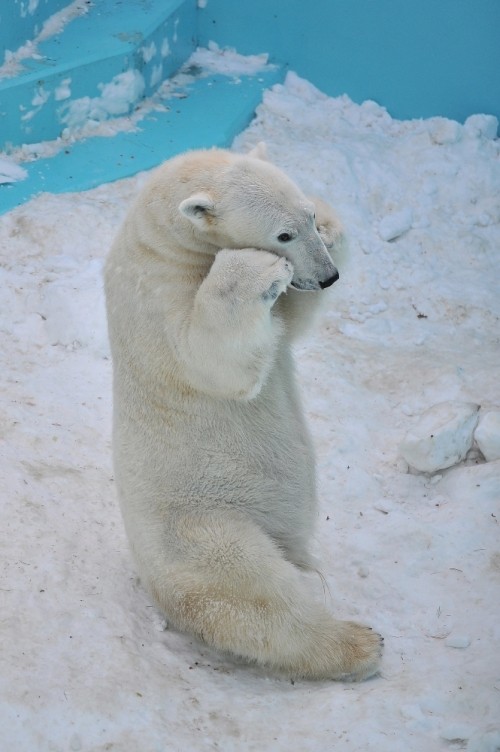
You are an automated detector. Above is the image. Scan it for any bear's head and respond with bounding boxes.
[179,148,339,292]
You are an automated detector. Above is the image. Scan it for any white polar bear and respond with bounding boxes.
[104,145,383,680]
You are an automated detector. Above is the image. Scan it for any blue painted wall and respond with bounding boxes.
[0,0,68,51]
[197,0,500,123]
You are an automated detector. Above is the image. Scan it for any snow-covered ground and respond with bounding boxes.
[1,64,499,752]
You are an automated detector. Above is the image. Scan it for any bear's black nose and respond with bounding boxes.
[319,270,340,289]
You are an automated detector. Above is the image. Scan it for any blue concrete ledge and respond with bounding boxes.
[0,64,285,214]
[1,0,196,148]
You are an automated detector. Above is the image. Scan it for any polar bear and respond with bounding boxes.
[104,145,383,680]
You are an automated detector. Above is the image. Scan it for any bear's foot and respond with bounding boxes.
[289,618,384,682]
[143,512,383,681]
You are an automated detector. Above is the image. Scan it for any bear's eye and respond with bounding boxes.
[278,232,293,243]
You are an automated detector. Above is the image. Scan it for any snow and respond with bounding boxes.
[399,401,480,473]
[60,70,146,131]
[1,63,500,751]
[464,115,499,141]
[0,0,90,79]
[2,47,276,168]
[475,411,500,462]
[378,206,413,241]
[0,156,27,184]
[444,634,472,649]
[190,41,272,76]
[54,77,72,102]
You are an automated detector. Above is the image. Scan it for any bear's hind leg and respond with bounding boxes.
[145,511,383,681]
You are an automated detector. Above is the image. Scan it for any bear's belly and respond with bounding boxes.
[114,368,317,549]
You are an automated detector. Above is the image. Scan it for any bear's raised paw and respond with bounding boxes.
[210,249,293,307]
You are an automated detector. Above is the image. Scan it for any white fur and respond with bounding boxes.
[104,147,382,680]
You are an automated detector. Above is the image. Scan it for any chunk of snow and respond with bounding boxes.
[141,42,157,64]
[445,634,471,649]
[400,401,480,473]
[428,117,462,145]
[475,411,500,462]
[60,70,145,130]
[378,207,413,241]
[464,114,499,140]
[31,85,50,107]
[0,157,27,184]
[54,77,72,101]
[191,43,271,76]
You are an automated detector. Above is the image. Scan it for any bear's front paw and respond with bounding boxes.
[212,249,293,307]
[260,256,294,304]
[309,195,343,251]
[317,224,340,251]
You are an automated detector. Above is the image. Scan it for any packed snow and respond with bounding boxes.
[399,401,480,473]
[189,41,272,76]
[1,65,499,751]
[475,412,500,463]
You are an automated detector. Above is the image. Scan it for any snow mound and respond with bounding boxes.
[475,410,500,462]
[464,114,499,140]
[400,401,480,472]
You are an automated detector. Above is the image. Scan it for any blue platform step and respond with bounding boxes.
[1,0,196,148]
[0,61,285,214]
[0,0,285,214]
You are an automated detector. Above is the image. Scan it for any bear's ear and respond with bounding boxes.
[179,193,216,228]
[248,141,268,161]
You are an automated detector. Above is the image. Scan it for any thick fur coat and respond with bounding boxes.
[104,146,383,680]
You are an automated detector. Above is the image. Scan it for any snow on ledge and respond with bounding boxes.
[0,0,90,80]
[0,156,28,184]
[190,42,274,77]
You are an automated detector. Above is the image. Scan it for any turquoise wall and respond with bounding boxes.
[0,0,68,51]
[197,0,500,123]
